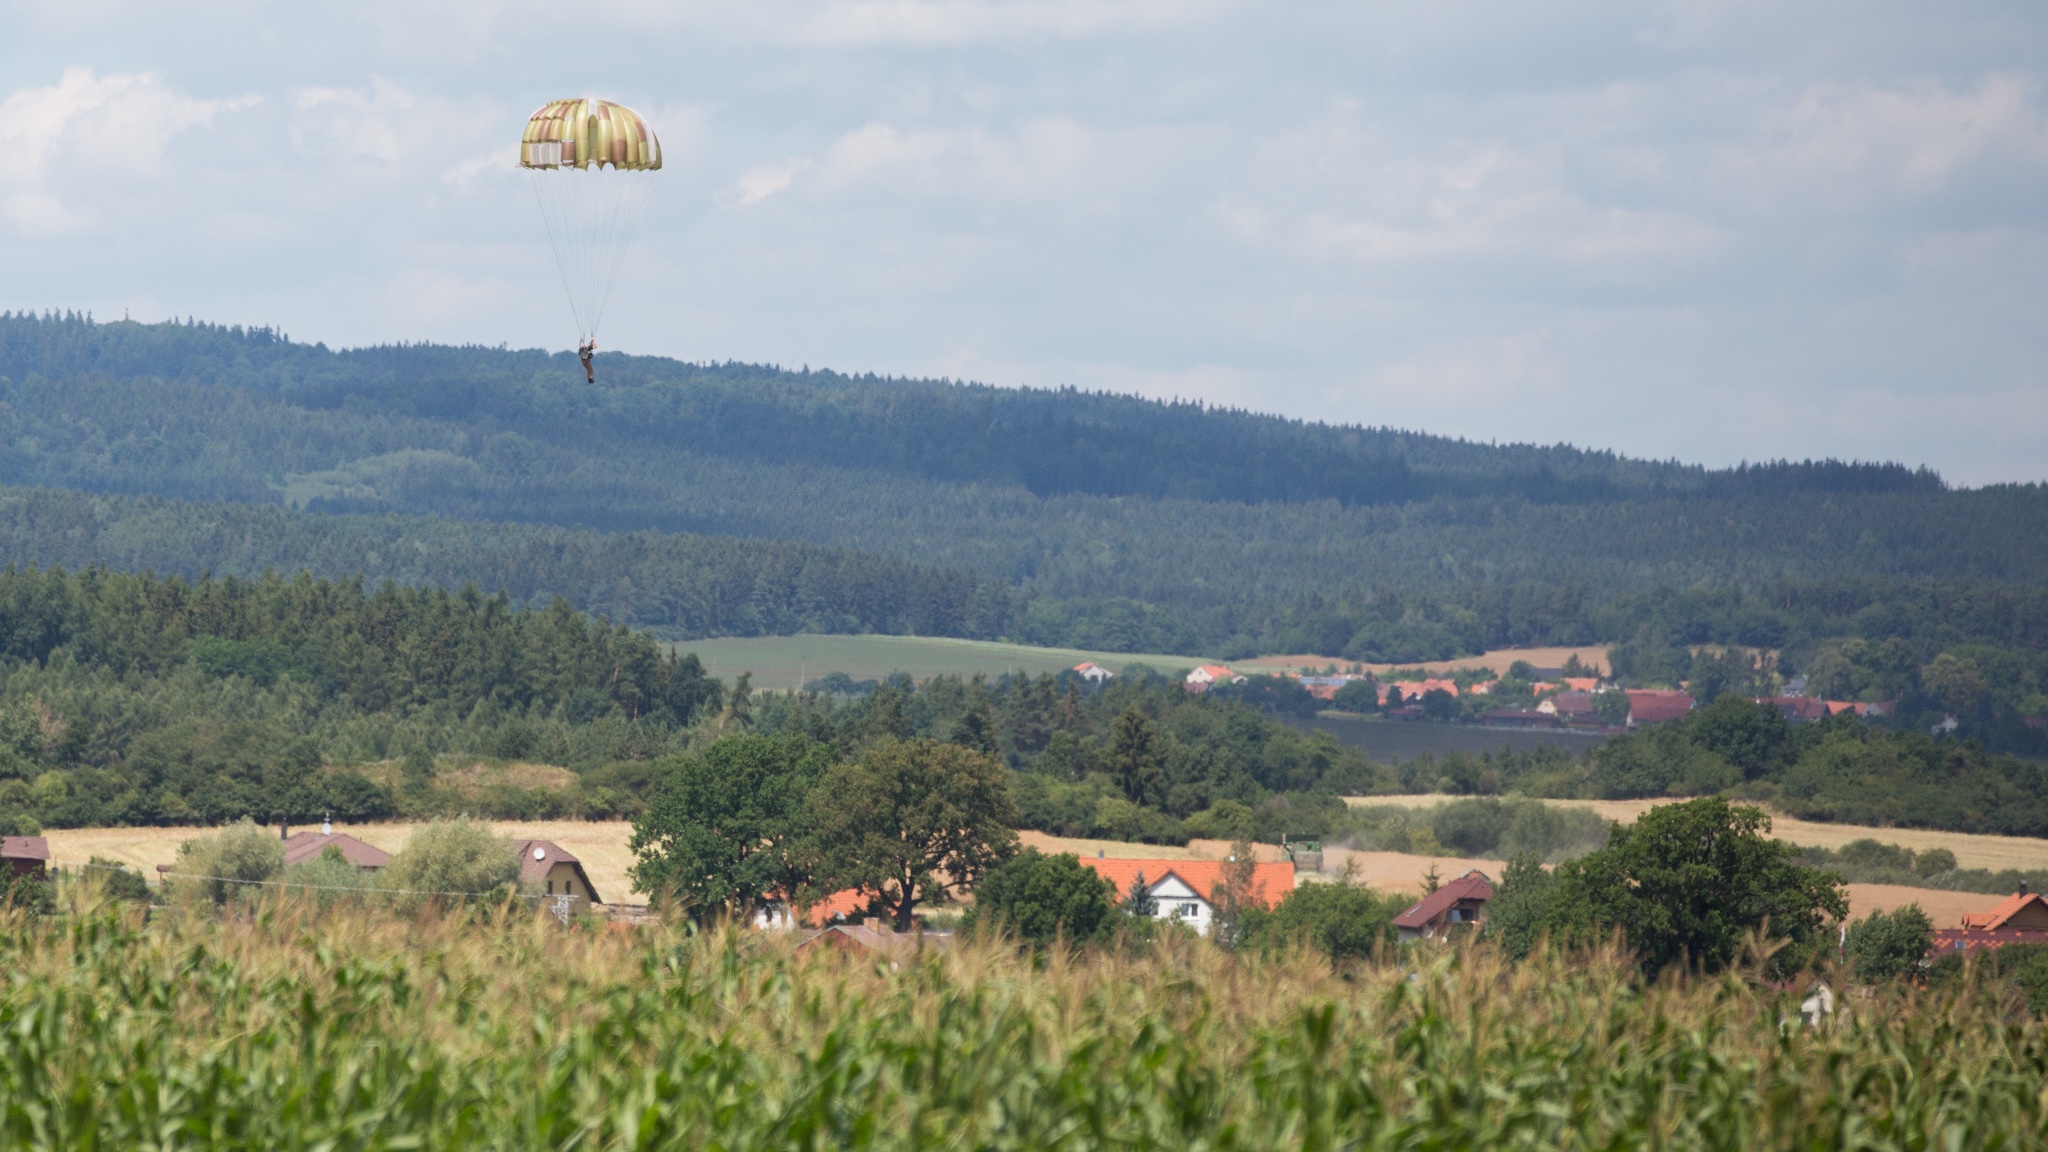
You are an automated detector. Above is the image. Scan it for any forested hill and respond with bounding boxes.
[0,311,2044,665]
[0,311,1944,508]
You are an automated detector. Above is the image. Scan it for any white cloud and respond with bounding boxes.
[731,160,810,205]
[4,1,2047,482]
[796,0,1229,47]
[0,67,248,234]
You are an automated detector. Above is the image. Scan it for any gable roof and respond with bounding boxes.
[282,831,391,870]
[1626,690,1696,724]
[1961,891,2048,931]
[1393,870,1494,929]
[1077,857,1295,909]
[2,835,49,862]
[511,839,603,904]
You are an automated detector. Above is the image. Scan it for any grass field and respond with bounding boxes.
[669,634,1217,687]
[668,635,1632,687]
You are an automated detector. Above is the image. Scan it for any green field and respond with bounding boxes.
[669,634,1217,688]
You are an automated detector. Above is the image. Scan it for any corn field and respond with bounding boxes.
[2,891,2045,1150]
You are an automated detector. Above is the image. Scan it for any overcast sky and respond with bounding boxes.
[3,1,2044,484]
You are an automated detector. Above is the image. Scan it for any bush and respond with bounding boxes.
[379,819,519,912]
[1845,904,1934,982]
[171,820,286,906]
[81,857,152,903]
[280,845,374,910]
[1241,881,1400,960]
[966,849,1119,945]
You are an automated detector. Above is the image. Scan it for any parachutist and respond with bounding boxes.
[579,338,596,383]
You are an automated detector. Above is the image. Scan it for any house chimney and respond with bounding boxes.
[1097,849,1104,859]
[2021,881,2030,896]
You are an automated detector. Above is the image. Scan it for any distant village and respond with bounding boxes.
[1071,658,1892,732]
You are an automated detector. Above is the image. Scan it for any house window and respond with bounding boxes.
[1179,903,1200,918]
[547,881,555,894]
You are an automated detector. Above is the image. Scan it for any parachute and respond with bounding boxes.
[520,98,661,354]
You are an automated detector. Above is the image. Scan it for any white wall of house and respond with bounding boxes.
[1146,874,1214,936]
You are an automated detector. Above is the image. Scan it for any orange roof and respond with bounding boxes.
[1077,857,1294,909]
[799,888,872,927]
[1961,891,2048,931]
[1563,677,1601,692]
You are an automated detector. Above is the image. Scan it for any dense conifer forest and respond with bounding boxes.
[1,312,2044,660]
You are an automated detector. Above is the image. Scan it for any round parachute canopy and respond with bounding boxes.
[520,98,661,344]
[520,98,662,171]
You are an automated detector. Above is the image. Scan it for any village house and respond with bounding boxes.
[2,835,49,881]
[1380,678,1459,707]
[1183,665,1244,693]
[1078,856,1295,937]
[796,917,954,960]
[1071,661,1114,685]
[283,820,391,872]
[514,840,603,912]
[1625,690,1696,726]
[1536,690,1601,722]
[1933,886,2048,954]
[1393,870,1494,942]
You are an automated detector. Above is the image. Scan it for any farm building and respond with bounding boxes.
[2,835,49,881]
[1071,662,1114,685]
[1077,856,1295,937]
[1933,887,2048,954]
[1625,690,1696,726]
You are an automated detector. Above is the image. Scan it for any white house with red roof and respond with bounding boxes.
[1077,856,1294,936]
[1183,665,1244,693]
[1072,661,1114,685]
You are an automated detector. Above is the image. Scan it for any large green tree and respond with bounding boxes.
[807,739,1018,930]
[629,734,835,919]
[968,849,1118,945]
[1543,797,1847,976]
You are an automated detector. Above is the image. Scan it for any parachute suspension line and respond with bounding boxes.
[527,168,653,343]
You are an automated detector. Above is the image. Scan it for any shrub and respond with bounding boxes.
[81,857,152,903]
[379,819,519,912]
[171,820,286,906]
[280,845,374,910]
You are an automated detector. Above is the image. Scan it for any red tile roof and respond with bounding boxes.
[282,831,391,870]
[1961,891,2048,931]
[1932,928,2048,954]
[1,835,50,862]
[1393,870,1494,930]
[1626,690,1695,724]
[1077,857,1295,909]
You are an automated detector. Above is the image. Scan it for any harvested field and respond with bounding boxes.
[1844,883,2003,927]
[1346,794,2048,873]
[45,820,645,907]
